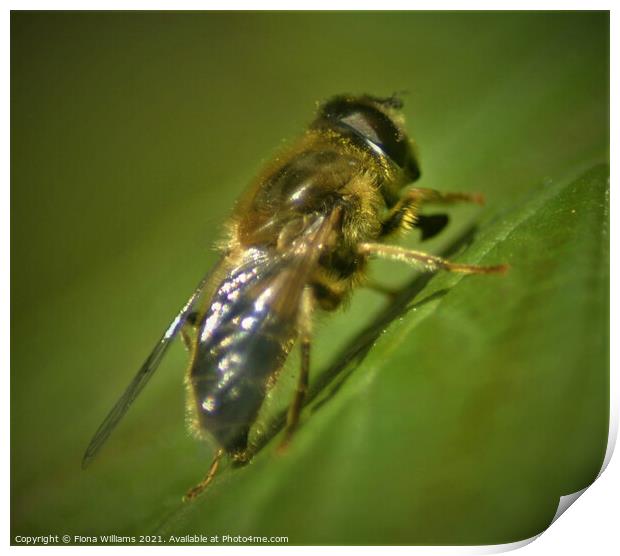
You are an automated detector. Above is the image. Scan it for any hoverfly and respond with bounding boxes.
[82,94,507,499]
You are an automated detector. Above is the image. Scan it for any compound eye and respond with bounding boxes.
[320,98,416,175]
[339,106,408,167]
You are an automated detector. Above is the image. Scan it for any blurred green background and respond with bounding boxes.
[11,11,609,545]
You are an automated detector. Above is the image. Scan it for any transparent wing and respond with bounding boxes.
[81,267,218,468]
[190,210,342,451]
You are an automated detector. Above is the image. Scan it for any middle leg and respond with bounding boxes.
[359,243,508,275]
[279,287,314,452]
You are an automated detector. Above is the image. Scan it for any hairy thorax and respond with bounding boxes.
[227,140,387,311]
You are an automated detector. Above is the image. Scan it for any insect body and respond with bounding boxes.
[83,94,507,499]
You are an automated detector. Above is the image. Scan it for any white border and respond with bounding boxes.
[2,1,617,9]
[5,4,615,554]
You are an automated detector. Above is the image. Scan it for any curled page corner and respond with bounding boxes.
[478,485,595,554]
[484,407,616,553]
[547,393,617,527]
[543,407,616,531]
[550,486,589,525]
[471,535,540,554]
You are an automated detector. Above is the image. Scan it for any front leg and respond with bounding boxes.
[381,187,485,238]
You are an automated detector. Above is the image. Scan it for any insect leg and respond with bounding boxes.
[279,287,314,452]
[180,311,200,352]
[381,188,484,238]
[359,243,508,275]
[183,447,225,502]
[406,187,486,206]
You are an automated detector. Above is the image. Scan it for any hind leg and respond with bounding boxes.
[180,311,200,352]
[183,447,225,501]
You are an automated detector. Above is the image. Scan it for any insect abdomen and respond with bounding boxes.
[189,253,297,454]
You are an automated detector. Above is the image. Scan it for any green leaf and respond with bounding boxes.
[154,164,609,545]
[11,12,608,546]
